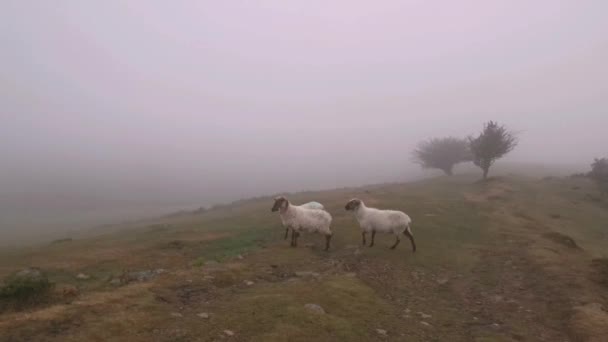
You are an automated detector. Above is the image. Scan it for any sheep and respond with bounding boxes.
[278,201,325,239]
[301,201,324,210]
[271,196,333,250]
[345,198,416,252]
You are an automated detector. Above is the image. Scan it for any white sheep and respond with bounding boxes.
[301,201,324,210]
[345,198,416,252]
[271,196,333,250]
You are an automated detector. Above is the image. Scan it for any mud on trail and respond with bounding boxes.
[0,176,607,341]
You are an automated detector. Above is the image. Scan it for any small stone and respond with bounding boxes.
[418,312,432,319]
[170,312,183,318]
[437,277,449,285]
[109,278,121,286]
[197,313,210,319]
[492,295,503,303]
[376,329,388,336]
[491,323,501,329]
[404,308,411,314]
[420,321,432,327]
[245,280,255,286]
[76,273,90,280]
[295,271,320,278]
[223,330,235,336]
[304,303,325,314]
[236,254,244,260]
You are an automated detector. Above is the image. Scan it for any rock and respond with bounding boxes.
[420,321,432,327]
[197,313,210,319]
[304,304,325,314]
[76,273,91,280]
[223,330,235,337]
[404,308,411,314]
[376,329,388,336]
[245,280,255,286]
[16,268,42,278]
[236,254,244,260]
[492,295,504,303]
[203,275,215,281]
[437,277,449,285]
[295,271,320,278]
[123,269,165,283]
[109,279,121,286]
[418,312,432,319]
[170,312,183,318]
[491,323,501,329]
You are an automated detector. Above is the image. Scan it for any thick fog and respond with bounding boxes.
[1,1,607,243]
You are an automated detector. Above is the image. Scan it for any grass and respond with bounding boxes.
[1,174,608,341]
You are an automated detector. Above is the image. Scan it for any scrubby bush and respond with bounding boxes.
[0,268,54,309]
[590,158,608,195]
[469,121,518,179]
[412,137,471,175]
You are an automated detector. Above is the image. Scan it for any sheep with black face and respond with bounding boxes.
[345,198,416,252]
[271,196,333,250]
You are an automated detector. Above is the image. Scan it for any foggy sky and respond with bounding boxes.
[1,1,607,240]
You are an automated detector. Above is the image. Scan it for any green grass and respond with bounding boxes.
[1,174,608,341]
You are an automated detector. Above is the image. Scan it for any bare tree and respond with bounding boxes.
[469,121,518,179]
[412,137,471,175]
[590,158,608,195]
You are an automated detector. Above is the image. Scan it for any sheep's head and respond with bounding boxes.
[345,198,362,211]
[271,196,289,212]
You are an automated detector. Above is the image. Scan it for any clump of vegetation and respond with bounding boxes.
[589,158,608,195]
[0,268,54,311]
[412,137,471,175]
[469,121,518,179]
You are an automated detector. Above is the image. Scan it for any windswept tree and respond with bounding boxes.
[412,137,471,176]
[469,121,518,179]
[589,158,608,195]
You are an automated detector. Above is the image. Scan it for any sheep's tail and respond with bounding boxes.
[403,224,416,253]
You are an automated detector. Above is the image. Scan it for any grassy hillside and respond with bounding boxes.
[1,175,607,341]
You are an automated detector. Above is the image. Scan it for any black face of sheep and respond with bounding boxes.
[271,197,288,212]
[345,199,361,211]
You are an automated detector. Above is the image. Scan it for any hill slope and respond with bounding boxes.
[1,175,607,341]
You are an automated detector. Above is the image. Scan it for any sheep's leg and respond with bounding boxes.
[404,227,416,252]
[294,232,300,247]
[369,231,376,247]
[390,236,401,250]
[361,232,367,245]
[290,229,296,247]
[284,227,289,240]
[325,234,332,251]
